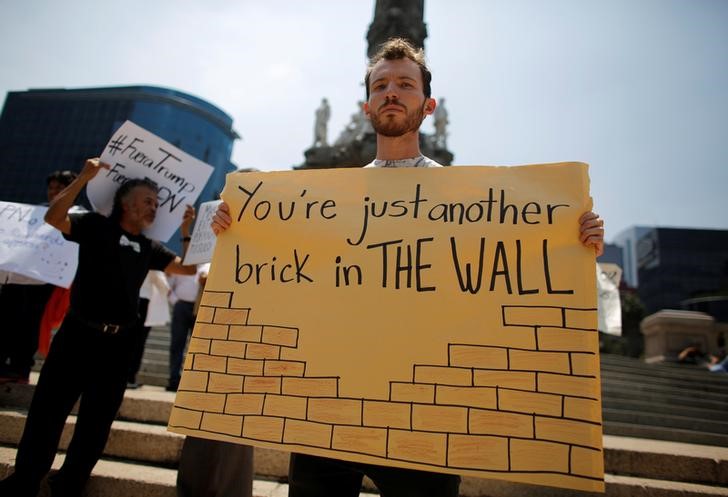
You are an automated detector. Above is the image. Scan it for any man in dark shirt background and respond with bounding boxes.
[0,157,197,497]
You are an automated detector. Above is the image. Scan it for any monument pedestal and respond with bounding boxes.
[641,309,721,363]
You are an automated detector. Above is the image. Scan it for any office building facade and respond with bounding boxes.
[612,226,651,288]
[637,227,728,315]
[0,86,238,234]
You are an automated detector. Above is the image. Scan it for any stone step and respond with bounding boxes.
[0,409,291,482]
[599,361,728,385]
[603,407,728,435]
[602,387,728,412]
[149,326,171,337]
[601,371,728,395]
[7,374,728,453]
[600,352,707,367]
[146,328,171,344]
[3,443,728,497]
[138,358,170,375]
[0,382,175,425]
[602,435,728,486]
[601,378,728,404]
[10,379,728,436]
[142,348,169,363]
[8,354,728,495]
[601,363,728,385]
[0,445,308,497]
[0,409,183,465]
[2,406,727,488]
[136,371,170,388]
[602,397,726,422]
[604,420,728,448]
[602,358,728,375]
[460,474,728,497]
[144,336,171,349]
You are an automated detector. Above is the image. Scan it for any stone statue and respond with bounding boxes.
[313,98,331,147]
[335,101,373,146]
[433,97,448,148]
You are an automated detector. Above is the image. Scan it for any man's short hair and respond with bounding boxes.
[46,170,77,187]
[109,178,158,222]
[365,38,432,99]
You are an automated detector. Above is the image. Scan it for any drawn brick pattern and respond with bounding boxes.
[169,292,603,487]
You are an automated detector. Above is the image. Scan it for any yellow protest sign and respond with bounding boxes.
[168,163,604,492]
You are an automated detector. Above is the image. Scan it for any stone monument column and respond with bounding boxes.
[367,0,427,56]
[297,0,453,169]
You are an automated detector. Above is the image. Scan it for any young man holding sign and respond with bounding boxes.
[212,38,604,497]
[0,158,197,497]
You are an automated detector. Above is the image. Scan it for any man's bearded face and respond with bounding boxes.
[369,97,426,137]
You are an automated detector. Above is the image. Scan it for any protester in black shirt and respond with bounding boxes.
[0,158,197,497]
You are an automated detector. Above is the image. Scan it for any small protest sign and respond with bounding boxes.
[88,121,214,242]
[597,262,622,336]
[183,200,222,265]
[0,201,79,287]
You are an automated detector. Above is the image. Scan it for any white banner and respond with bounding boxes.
[89,121,214,242]
[0,202,79,288]
[183,199,222,265]
[597,262,622,336]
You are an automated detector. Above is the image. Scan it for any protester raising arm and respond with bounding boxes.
[45,158,108,234]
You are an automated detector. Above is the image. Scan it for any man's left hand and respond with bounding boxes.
[579,211,605,257]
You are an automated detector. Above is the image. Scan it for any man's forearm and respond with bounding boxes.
[44,176,89,231]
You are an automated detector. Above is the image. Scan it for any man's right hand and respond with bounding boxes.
[45,157,109,234]
[79,157,110,181]
[211,202,232,235]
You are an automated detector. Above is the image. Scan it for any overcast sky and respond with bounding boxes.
[1,0,726,241]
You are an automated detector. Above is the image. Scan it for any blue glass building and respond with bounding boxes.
[0,86,239,250]
[637,227,728,315]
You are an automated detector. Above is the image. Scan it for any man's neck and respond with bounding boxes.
[119,218,143,235]
[374,130,422,161]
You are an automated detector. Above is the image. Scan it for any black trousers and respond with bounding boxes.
[288,453,460,497]
[0,315,132,497]
[0,283,55,379]
[127,298,151,384]
[176,437,254,497]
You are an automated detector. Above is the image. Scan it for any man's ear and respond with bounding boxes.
[423,98,437,116]
[362,101,371,118]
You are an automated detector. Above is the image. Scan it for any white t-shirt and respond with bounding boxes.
[364,155,443,168]
[168,263,210,304]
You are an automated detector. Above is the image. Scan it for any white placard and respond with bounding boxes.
[89,121,214,242]
[0,202,79,288]
[183,200,222,265]
[597,262,622,336]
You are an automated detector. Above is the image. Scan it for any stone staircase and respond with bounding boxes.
[134,326,174,388]
[600,354,728,447]
[1,331,727,496]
